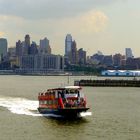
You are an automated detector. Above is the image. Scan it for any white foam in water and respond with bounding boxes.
[0,96,62,117]
[80,112,92,117]
[0,96,39,116]
[0,96,91,118]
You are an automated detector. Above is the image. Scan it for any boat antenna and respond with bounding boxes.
[67,73,70,85]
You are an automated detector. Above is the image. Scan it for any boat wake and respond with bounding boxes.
[80,112,92,117]
[0,96,92,118]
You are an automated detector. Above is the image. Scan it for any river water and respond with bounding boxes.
[0,75,140,140]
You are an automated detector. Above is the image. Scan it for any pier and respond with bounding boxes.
[74,79,140,87]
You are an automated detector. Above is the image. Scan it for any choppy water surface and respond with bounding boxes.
[0,75,140,140]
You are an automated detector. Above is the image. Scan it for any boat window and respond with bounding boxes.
[52,93,54,98]
[52,91,55,95]
[65,89,79,94]
[50,93,52,97]
[55,92,58,98]
[48,100,52,105]
[66,90,69,94]
[40,101,45,105]
[76,90,79,94]
[52,100,58,105]
[45,101,48,104]
[54,100,58,105]
[52,100,55,105]
[73,90,76,93]
[48,93,51,97]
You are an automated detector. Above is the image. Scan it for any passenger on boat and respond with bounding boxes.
[68,99,73,107]
[63,98,67,107]
[65,99,78,107]
[73,100,77,107]
[79,98,86,107]
[64,99,72,107]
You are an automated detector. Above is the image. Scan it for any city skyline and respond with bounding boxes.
[0,35,136,59]
[0,0,140,56]
[0,34,140,71]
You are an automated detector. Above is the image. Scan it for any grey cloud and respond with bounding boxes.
[0,0,121,19]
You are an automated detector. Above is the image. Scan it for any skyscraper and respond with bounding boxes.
[69,40,78,64]
[25,34,30,47]
[16,40,22,56]
[78,48,87,65]
[40,37,49,48]
[65,34,72,56]
[0,38,7,60]
[29,41,38,55]
[125,48,133,59]
[39,37,51,54]
[23,34,30,55]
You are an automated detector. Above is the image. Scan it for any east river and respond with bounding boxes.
[0,75,140,140]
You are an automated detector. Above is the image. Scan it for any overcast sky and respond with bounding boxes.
[0,0,140,57]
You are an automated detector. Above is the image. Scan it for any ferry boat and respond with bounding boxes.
[38,86,90,118]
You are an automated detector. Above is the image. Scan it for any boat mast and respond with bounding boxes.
[67,73,71,85]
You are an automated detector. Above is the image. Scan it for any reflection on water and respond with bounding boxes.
[39,116,91,140]
[44,116,89,125]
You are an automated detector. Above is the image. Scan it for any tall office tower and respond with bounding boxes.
[0,38,8,60]
[65,34,72,56]
[16,40,22,56]
[25,34,30,47]
[29,41,38,55]
[69,40,78,64]
[64,34,73,65]
[23,34,30,55]
[78,48,87,65]
[125,48,133,59]
[39,37,51,54]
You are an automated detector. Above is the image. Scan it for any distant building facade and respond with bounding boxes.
[69,40,78,65]
[89,53,104,65]
[65,34,72,57]
[101,70,140,76]
[0,38,7,60]
[102,55,113,66]
[64,34,73,65]
[125,57,140,69]
[23,34,31,55]
[39,37,51,54]
[113,53,125,67]
[29,42,38,55]
[16,40,22,57]
[78,48,86,65]
[19,54,64,72]
[125,48,133,59]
